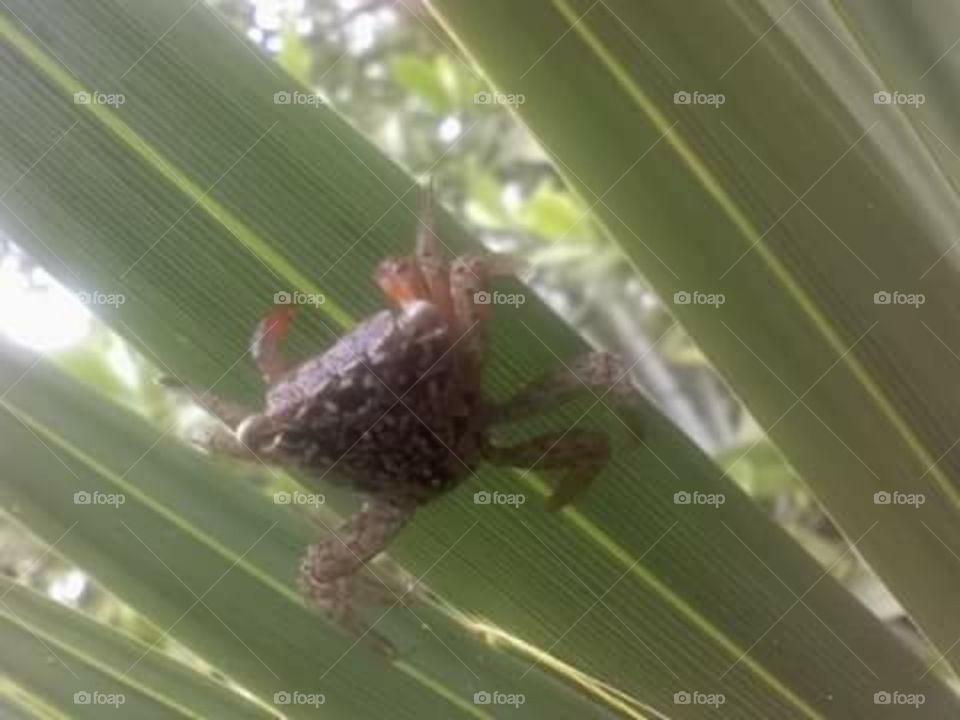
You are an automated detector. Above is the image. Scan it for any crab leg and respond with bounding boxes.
[493,352,647,438]
[485,429,610,510]
[300,498,416,586]
[299,496,417,654]
[373,181,453,316]
[449,256,489,352]
[302,575,398,657]
[414,179,452,320]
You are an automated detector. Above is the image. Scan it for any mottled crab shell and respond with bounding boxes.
[264,302,448,415]
[261,301,470,498]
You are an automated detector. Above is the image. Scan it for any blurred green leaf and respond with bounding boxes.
[517,180,585,239]
[277,31,313,87]
[392,55,451,113]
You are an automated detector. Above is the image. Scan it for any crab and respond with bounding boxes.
[166,184,645,653]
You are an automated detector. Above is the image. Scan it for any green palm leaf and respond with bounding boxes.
[0,1,955,718]
[0,578,274,719]
[431,0,960,683]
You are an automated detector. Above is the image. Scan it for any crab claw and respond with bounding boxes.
[374,256,428,308]
[252,305,297,384]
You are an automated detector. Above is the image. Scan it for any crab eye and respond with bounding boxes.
[236,414,277,451]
